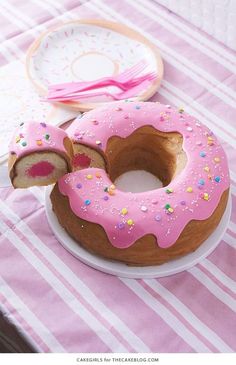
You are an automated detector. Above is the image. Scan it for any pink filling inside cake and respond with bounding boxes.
[72,153,91,168]
[27,161,55,178]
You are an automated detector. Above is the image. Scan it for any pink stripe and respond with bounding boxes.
[226,229,236,240]
[0,215,111,352]
[158,272,236,349]
[208,242,236,282]
[139,281,218,352]
[198,265,236,298]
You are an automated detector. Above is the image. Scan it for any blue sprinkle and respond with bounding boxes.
[200,151,206,157]
[214,176,221,182]
[76,183,82,189]
[198,179,205,185]
[135,105,141,109]
[84,199,91,206]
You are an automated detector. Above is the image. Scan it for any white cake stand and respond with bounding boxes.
[45,187,231,279]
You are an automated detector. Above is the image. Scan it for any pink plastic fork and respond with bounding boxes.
[45,76,156,103]
[47,72,157,101]
[47,60,147,98]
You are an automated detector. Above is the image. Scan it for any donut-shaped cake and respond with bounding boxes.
[9,122,73,188]
[50,101,230,266]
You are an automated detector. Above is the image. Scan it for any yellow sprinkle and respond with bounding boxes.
[110,184,116,190]
[36,139,42,146]
[203,193,209,201]
[168,207,174,213]
[186,187,193,193]
[204,166,210,172]
[214,157,220,163]
[207,140,214,146]
[207,137,214,145]
[121,208,128,215]
[15,136,20,143]
[86,174,93,180]
[127,219,134,226]
[178,107,184,113]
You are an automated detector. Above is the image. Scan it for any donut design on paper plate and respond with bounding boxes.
[8,122,73,188]
[49,101,230,265]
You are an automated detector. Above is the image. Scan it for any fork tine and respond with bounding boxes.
[118,60,147,81]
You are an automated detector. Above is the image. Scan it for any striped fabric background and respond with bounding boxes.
[0,0,236,353]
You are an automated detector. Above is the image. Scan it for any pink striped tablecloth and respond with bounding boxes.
[0,0,236,353]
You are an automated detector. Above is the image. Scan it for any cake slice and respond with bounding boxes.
[8,121,73,188]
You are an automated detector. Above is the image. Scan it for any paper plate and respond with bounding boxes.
[26,19,163,111]
[45,186,231,279]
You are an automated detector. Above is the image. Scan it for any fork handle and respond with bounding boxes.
[48,77,119,96]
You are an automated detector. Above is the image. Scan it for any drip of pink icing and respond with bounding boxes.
[72,153,91,168]
[27,161,55,178]
[61,102,230,249]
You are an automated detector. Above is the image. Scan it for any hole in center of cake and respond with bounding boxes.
[106,126,187,190]
[114,170,163,193]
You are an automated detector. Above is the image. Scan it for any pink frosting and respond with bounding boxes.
[9,121,68,159]
[59,101,230,249]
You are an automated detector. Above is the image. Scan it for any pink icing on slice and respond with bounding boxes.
[27,161,55,178]
[61,101,230,249]
[9,121,68,160]
[72,153,91,168]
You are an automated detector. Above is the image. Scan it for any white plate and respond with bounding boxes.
[45,186,231,279]
[26,19,163,111]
